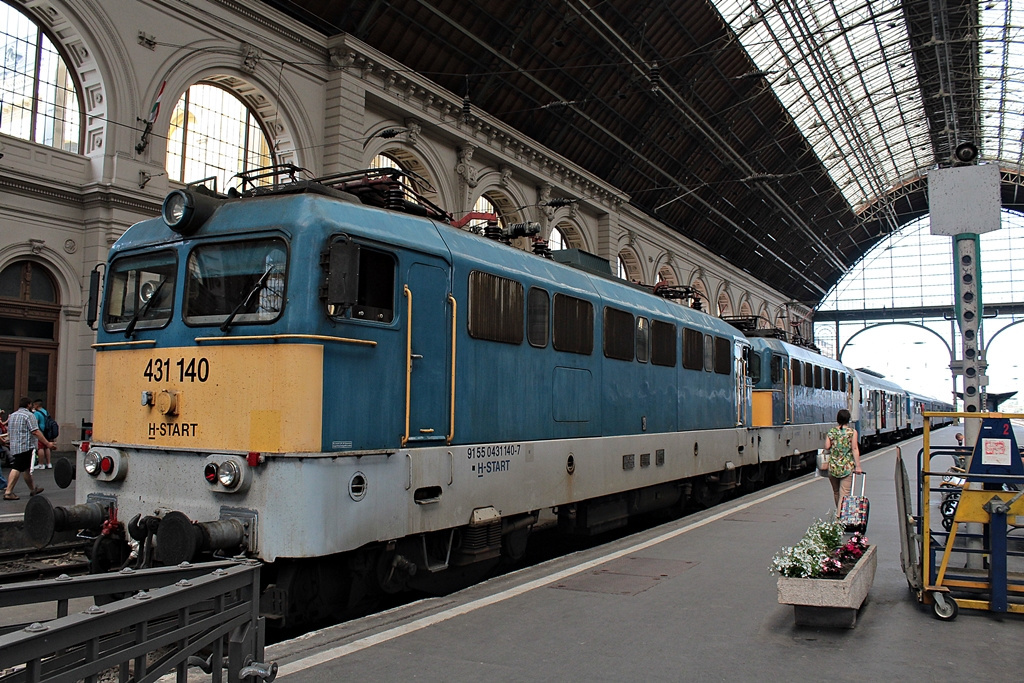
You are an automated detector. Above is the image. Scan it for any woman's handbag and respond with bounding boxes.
[816,448,830,472]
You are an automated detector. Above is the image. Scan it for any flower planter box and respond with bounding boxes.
[777,544,877,628]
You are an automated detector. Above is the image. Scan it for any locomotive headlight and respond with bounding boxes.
[162,190,191,229]
[217,460,242,489]
[162,189,223,236]
[202,454,251,492]
[84,450,101,476]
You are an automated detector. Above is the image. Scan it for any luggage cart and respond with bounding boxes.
[896,413,1024,620]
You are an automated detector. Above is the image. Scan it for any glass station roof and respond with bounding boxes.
[712,0,1024,210]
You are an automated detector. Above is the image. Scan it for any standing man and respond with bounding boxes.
[32,399,53,469]
[4,397,51,500]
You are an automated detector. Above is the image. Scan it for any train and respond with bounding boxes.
[25,166,953,626]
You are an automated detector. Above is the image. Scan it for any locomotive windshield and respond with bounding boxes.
[103,251,177,333]
[184,238,287,326]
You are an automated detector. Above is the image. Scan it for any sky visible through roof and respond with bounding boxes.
[815,210,1024,411]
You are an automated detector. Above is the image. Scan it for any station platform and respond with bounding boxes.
[268,425,1022,682]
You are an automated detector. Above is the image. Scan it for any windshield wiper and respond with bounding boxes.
[124,279,168,338]
[220,266,274,333]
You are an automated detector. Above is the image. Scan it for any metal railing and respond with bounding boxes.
[0,559,276,683]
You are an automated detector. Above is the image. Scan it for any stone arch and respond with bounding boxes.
[549,219,587,251]
[656,263,679,285]
[0,243,83,312]
[617,245,643,283]
[364,134,444,204]
[689,276,709,312]
[775,307,786,331]
[144,50,315,174]
[758,304,772,329]
[738,298,753,317]
[716,289,733,317]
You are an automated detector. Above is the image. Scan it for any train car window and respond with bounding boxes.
[703,334,714,372]
[553,293,594,355]
[749,352,762,383]
[840,374,847,392]
[804,363,813,387]
[791,359,802,386]
[770,355,782,384]
[527,287,549,348]
[682,328,703,370]
[831,370,839,391]
[713,337,731,375]
[603,307,634,361]
[824,369,832,391]
[184,238,287,326]
[103,251,178,332]
[468,271,524,344]
[636,317,650,363]
[651,320,676,367]
[813,365,822,388]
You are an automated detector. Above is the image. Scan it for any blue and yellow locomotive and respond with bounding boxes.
[26,168,951,625]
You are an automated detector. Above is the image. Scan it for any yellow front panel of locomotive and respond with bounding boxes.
[93,344,323,452]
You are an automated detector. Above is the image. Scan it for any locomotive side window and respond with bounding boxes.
[468,271,524,344]
[651,320,676,367]
[804,363,813,387]
[770,354,782,384]
[703,334,714,372]
[824,368,831,391]
[185,238,288,326]
[103,251,178,332]
[749,352,761,383]
[814,365,822,389]
[527,287,549,348]
[325,243,396,323]
[552,293,593,355]
[832,369,839,391]
[636,317,650,363]
[713,337,731,375]
[682,328,703,370]
[603,307,634,361]
[791,359,802,386]
[841,374,847,392]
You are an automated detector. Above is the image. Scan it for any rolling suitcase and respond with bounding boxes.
[838,472,869,533]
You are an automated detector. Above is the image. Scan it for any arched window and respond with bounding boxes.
[657,265,679,286]
[369,152,415,188]
[739,300,752,317]
[548,227,568,251]
[467,194,505,232]
[0,1,82,152]
[166,83,273,191]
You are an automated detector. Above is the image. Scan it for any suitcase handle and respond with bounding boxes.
[850,471,866,498]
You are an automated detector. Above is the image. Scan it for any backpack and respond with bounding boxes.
[43,413,59,441]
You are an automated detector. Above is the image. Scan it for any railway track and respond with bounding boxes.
[0,541,90,584]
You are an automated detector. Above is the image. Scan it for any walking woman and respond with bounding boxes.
[825,409,862,508]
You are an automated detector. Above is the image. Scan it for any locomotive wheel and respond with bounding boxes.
[689,478,724,509]
[767,460,790,484]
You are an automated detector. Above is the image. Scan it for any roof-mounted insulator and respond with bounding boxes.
[484,219,502,241]
[532,239,553,259]
[386,184,404,211]
[649,61,661,93]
